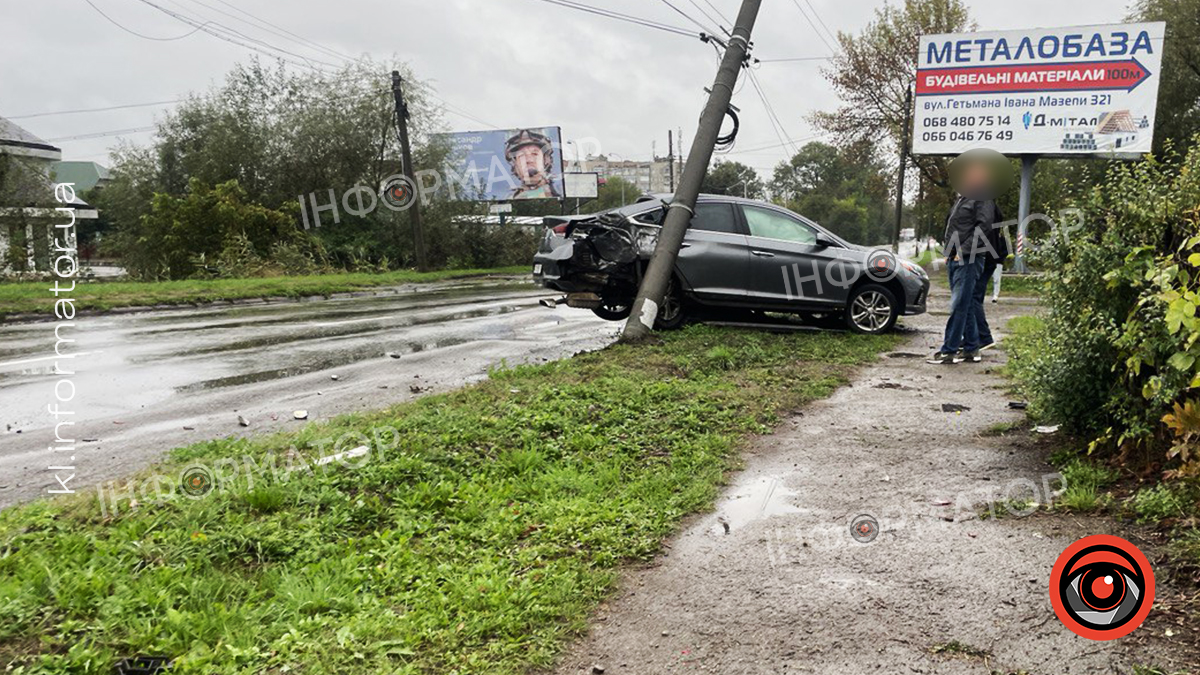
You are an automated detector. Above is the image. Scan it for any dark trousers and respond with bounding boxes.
[972,257,997,346]
[941,256,984,354]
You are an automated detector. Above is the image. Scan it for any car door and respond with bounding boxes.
[739,204,850,308]
[672,201,750,301]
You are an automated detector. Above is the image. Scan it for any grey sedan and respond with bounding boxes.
[532,194,929,334]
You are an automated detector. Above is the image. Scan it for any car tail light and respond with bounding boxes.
[552,224,569,235]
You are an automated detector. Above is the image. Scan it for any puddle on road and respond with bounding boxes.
[711,476,802,534]
[158,304,520,359]
[174,337,472,392]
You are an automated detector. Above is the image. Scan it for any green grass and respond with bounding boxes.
[996,273,1044,298]
[1127,483,1196,523]
[1056,457,1119,512]
[929,640,991,659]
[0,266,528,317]
[0,325,898,674]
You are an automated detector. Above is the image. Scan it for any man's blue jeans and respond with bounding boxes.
[973,257,998,346]
[941,256,984,354]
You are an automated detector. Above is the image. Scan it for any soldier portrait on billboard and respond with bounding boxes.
[504,128,560,199]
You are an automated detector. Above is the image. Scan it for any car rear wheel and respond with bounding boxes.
[592,300,632,321]
[654,278,686,330]
[845,283,898,334]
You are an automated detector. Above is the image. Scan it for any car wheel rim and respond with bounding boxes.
[661,282,681,322]
[851,291,891,332]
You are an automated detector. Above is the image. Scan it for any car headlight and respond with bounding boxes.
[900,259,928,279]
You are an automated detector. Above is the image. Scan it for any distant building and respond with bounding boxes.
[0,116,97,273]
[50,160,111,194]
[576,154,679,194]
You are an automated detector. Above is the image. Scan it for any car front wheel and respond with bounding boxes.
[592,299,632,321]
[845,283,898,334]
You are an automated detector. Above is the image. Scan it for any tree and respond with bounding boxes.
[96,57,541,272]
[701,160,764,198]
[771,142,893,245]
[1131,0,1200,154]
[591,176,644,211]
[811,0,973,189]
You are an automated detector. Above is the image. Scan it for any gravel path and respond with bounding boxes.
[549,289,1190,674]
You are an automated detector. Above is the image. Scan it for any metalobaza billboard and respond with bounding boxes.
[913,22,1165,158]
[438,127,565,201]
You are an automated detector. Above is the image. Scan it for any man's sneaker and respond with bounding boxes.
[927,351,962,364]
[979,340,997,351]
[961,349,982,363]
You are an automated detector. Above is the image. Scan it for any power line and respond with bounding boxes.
[84,0,210,41]
[685,0,728,34]
[657,0,718,35]
[7,99,185,120]
[755,56,830,63]
[180,0,352,64]
[804,0,839,45]
[787,0,835,53]
[746,70,797,157]
[47,126,158,142]
[724,133,825,155]
[699,0,731,25]
[530,0,698,39]
[132,0,340,72]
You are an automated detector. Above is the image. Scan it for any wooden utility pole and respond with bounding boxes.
[891,85,913,253]
[620,0,762,341]
[668,130,675,191]
[390,70,429,271]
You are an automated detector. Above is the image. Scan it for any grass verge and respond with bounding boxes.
[0,325,898,674]
[0,266,528,318]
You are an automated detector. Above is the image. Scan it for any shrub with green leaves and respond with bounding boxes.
[1016,138,1200,475]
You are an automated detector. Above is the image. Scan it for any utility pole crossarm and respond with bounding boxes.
[620,0,762,341]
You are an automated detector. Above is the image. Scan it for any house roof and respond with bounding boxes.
[0,115,61,161]
[51,161,111,193]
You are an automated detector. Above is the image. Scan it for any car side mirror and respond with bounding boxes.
[814,234,836,248]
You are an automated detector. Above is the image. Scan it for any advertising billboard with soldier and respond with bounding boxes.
[439,126,565,201]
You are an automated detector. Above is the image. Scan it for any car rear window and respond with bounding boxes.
[690,202,739,234]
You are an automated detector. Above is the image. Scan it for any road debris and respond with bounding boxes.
[293,410,309,420]
[237,415,250,427]
[1034,425,1060,434]
[941,403,970,413]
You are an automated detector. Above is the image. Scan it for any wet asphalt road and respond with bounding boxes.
[0,276,619,509]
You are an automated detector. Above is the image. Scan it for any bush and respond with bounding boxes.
[117,179,323,280]
[1014,138,1200,477]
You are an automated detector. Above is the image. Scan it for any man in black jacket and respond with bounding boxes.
[928,161,1000,364]
[968,214,1009,360]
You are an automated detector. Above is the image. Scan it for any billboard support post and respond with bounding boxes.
[1013,155,1037,274]
[892,85,913,253]
[619,0,762,341]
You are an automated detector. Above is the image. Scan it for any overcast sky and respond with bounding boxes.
[3,0,1135,178]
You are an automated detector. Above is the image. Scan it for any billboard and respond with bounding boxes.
[439,127,564,201]
[912,22,1165,158]
[563,172,599,199]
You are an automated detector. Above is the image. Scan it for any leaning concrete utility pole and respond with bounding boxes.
[620,0,761,341]
[391,70,429,271]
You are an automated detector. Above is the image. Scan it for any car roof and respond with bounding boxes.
[622,193,855,249]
